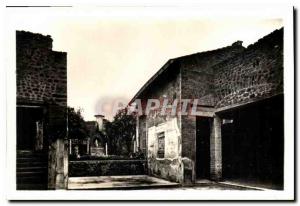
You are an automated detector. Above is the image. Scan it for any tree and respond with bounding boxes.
[104,108,136,156]
[67,107,89,139]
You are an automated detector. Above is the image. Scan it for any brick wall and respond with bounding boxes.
[16,31,67,107]
[138,63,183,183]
[180,43,245,105]
[181,115,196,161]
[179,44,244,183]
[213,28,283,108]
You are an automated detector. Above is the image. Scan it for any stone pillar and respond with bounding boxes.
[35,121,43,151]
[69,139,72,155]
[63,139,68,187]
[46,105,68,190]
[181,115,196,184]
[48,138,68,189]
[55,138,67,189]
[136,115,139,150]
[86,138,90,154]
[105,142,108,156]
[210,115,222,181]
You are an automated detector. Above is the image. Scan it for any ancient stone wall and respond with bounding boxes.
[213,28,283,108]
[16,31,67,107]
[138,63,183,183]
[134,28,283,185]
[138,115,147,154]
[179,44,244,183]
[16,31,68,189]
[69,160,146,177]
[180,43,245,106]
[180,115,196,184]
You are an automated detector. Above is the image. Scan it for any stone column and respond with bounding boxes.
[181,115,197,184]
[87,138,90,155]
[55,138,67,189]
[136,115,140,150]
[105,142,108,156]
[47,105,68,190]
[35,121,44,151]
[63,139,69,188]
[48,138,68,189]
[69,139,72,155]
[210,115,222,181]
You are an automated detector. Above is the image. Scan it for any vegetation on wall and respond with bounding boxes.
[67,107,89,139]
[104,108,136,156]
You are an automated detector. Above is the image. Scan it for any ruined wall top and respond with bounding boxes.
[213,28,283,108]
[131,28,283,111]
[16,30,53,50]
[16,31,67,107]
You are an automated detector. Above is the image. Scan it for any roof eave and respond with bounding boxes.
[129,59,175,104]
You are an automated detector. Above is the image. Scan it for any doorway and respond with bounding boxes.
[16,106,48,190]
[220,95,284,189]
[17,106,44,150]
[196,117,211,180]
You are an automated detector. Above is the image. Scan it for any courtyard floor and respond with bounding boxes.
[68,175,262,190]
[68,175,179,190]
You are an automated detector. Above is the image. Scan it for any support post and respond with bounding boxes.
[47,105,68,190]
[136,115,139,150]
[48,138,68,189]
[87,138,90,154]
[210,115,222,181]
[69,139,72,155]
[105,142,108,156]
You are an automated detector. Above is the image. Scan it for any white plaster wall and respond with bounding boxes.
[147,117,180,159]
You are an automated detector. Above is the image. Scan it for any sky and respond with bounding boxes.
[7,7,283,121]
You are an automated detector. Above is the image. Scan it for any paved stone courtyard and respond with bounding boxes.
[68,175,261,190]
[68,175,179,190]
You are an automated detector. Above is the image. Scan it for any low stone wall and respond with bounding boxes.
[69,160,146,177]
[148,157,183,183]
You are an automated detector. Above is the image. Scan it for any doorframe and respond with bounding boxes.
[16,104,46,152]
[194,104,222,182]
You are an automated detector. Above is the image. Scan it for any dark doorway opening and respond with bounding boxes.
[220,95,284,190]
[17,106,44,150]
[196,117,211,180]
[17,106,48,190]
